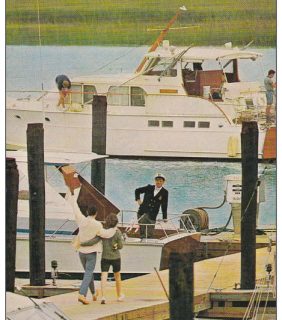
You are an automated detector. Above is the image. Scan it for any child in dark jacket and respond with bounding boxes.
[80,213,124,304]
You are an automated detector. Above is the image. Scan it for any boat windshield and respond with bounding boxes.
[143,57,177,77]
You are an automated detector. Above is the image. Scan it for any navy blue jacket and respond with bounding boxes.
[135,184,168,221]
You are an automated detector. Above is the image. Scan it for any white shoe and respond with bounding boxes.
[101,297,106,304]
[117,294,125,302]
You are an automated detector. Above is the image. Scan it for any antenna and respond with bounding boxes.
[135,6,187,73]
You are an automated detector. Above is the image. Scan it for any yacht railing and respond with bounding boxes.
[43,211,197,240]
[119,211,197,242]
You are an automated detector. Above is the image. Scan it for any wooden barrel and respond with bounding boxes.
[181,208,209,231]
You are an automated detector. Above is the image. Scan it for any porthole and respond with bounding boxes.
[15,115,21,119]
[45,117,51,122]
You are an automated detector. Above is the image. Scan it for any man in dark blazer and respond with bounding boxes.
[135,173,168,239]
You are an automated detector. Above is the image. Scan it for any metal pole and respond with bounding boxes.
[27,123,46,286]
[240,121,258,289]
[6,158,19,292]
[91,95,107,194]
[169,252,194,320]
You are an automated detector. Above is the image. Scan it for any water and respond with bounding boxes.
[6,45,276,228]
[47,159,276,228]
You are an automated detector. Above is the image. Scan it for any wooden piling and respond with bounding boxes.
[27,123,46,286]
[240,121,258,289]
[169,252,194,320]
[91,95,107,194]
[6,158,19,292]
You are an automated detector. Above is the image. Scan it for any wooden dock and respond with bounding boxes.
[196,230,275,260]
[45,246,276,319]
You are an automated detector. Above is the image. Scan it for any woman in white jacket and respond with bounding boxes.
[68,186,116,305]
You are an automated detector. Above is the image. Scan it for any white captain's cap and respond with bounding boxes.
[154,173,166,180]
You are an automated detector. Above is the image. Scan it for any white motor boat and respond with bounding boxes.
[8,151,200,277]
[6,26,276,160]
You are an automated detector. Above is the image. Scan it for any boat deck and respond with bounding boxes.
[43,246,275,320]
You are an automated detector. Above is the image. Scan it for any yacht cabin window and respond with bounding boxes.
[148,120,160,127]
[108,86,146,107]
[162,121,173,127]
[108,86,129,106]
[198,121,210,128]
[83,85,97,104]
[70,84,97,105]
[70,84,81,104]
[131,87,146,106]
[183,121,196,128]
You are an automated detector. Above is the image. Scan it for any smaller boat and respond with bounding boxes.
[6,292,71,319]
[9,152,200,277]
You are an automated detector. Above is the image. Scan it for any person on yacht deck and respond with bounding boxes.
[55,74,71,108]
[135,173,168,239]
[264,69,276,122]
[67,184,116,305]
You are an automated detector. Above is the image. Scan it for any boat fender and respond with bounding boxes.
[180,208,209,231]
[227,136,238,157]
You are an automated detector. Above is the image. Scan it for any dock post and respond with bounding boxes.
[91,95,107,194]
[240,121,258,289]
[27,123,46,286]
[169,252,194,320]
[6,158,19,292]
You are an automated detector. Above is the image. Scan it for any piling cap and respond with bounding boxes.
[62,80,70,87]
[154,173,166,181]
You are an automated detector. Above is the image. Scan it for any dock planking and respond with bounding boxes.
[45,246,275,319]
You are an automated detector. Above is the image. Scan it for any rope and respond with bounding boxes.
[261,283,271,319]
[253,278,265,319]
[92,47,140,73]
[243,282,259,319]
[242,259,275,320]
[206,241,231,292]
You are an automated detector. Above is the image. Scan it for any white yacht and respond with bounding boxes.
[6,41,276,160]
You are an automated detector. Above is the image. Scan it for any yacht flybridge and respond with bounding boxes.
[6,41,276,159]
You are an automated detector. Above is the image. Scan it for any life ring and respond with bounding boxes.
[180,208,209,231]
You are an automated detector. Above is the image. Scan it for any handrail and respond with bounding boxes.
[122,213,197,241]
